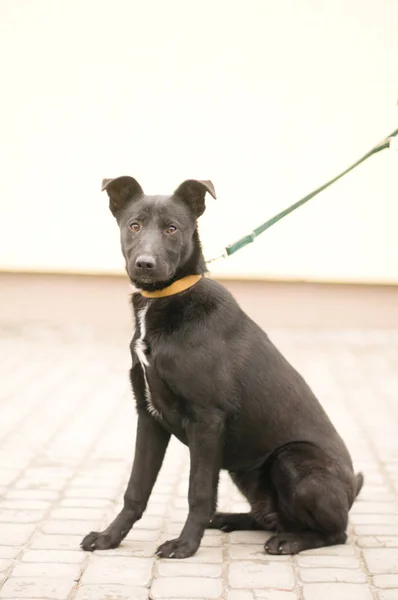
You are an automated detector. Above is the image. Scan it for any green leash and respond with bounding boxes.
[207,127,398,263]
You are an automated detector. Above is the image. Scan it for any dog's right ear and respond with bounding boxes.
[101,176,144,216]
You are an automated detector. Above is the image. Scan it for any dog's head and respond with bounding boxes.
[102,176,216,290]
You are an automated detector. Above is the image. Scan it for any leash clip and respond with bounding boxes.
[206,250,227,263]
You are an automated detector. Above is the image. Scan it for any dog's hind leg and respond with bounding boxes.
[265,469,349,554]
[264,442,357,555]
[208,512,264,531]
[265,530,347,554]
[207,467,279,532]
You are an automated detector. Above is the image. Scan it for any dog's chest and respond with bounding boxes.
[135,306,161,420]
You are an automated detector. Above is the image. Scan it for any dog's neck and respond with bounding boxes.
[131,228,207,294]
[140,274,202,298]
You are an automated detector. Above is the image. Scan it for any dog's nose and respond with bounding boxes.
[135,255,156,271]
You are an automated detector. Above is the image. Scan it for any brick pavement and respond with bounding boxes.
[1,320,398,600]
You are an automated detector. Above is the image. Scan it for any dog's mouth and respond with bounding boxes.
[131,276,177,292]
[127,267,177,292]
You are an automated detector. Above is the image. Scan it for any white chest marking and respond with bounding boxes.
[135,306,161,419]
[135,307,149,367]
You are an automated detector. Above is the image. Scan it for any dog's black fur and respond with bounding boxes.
[81,176,363,558]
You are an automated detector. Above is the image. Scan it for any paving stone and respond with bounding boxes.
[135,515,164,530]
[229,561,294,589]
[0,499,52,510]
[363,548,398,573]
[153,483,173,495]
[0,469,20,486]
[41,520,99,535]
[21,550,86,564]
[60,498,110,508]
[15,477,66,491]
[144,502,168,516]
[358,487,395,501]
[229,544,289,561]
[351,501,398,514]
[299,568,367,583]
[1,524,36,546]
[378,591,398,600]
[12,562,81,578]
[81,556,152,586]
[150,576,222,598]
[0,546,22,559]
[70,477,119,489]
[351,513,398,525]
[159,546,223,563]
[74,584,148,600]
[63,487,118,499]
[200,533,223,547]
[297,555,360,568]
[201,530,222,537]
[95,541,157,558]
[25,467,74,480]
[0,508,46,523]
[29,534,82,550]
[354,525,398,536]
[254,593,297,600]
[373,574,398,588]
[229,531,268,545]
[127,528,160,542]
[50,507,106,521]
[300,544,355,556]
[6,489,59,501]
[228,592,254,600]
[168,508,189,522]
[0,577,75,599]
[357,536,398,548]
[157,561,222,577]
[302,583,373,600]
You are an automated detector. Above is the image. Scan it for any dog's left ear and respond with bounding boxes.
[174,179,216,217]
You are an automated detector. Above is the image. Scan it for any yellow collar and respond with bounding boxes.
[140,274,202,298]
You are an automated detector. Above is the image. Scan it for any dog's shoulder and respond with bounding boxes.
[196,277,241,307]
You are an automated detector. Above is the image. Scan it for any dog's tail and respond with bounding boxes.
[355,472,364,498]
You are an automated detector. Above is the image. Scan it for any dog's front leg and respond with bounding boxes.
[156,415,224,559]
[81,409,170,551]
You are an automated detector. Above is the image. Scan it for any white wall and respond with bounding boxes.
[0,0,397,283]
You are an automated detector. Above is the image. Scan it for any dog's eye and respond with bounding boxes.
[166,225,177,234]
[130,223,140,233]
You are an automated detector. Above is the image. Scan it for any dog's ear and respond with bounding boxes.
[174,179,216,217]
[101,176,144,216]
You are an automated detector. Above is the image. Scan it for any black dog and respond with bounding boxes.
[81,176,363,558]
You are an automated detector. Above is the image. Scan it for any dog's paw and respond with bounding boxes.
[81,530,121,552]
[265,533,304,555]
[155,538,198,559]
[208,513,236,532]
